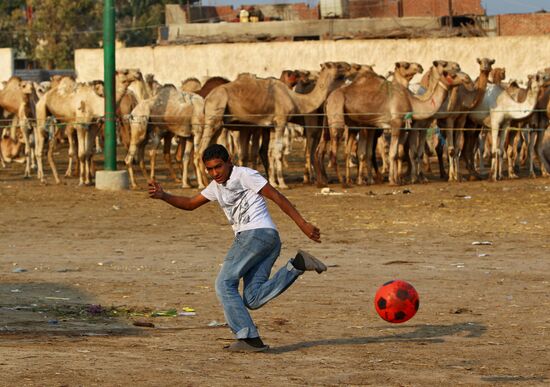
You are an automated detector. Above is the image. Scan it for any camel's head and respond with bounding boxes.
[476,57,495,73]
[145,73,156,83]
[530,72,550,89]
[395,61,423,81]
[116,68,139,84]
[116,68,142,83]
[441,70,472,87]
[490,67,506,84]
[19,80,34,95]
[432,60,461,74]
[279,70,299,88]
[320,62,350,79]
[349,63,376,76]
[34,81,51,97]
[89,80,105,97]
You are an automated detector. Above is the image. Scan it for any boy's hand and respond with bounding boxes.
[148,180,165,200]
[301,222,321,243]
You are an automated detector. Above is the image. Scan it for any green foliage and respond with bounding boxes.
[30,0,103,69]
[116,0,188,47]
[0,0,189,69]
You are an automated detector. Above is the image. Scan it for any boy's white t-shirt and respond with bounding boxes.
[200,166,277,234]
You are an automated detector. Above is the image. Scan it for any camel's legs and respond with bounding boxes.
[180,137,193,188]
[303,118,320,184]
[506,130,520,179]
[162,133,179,183]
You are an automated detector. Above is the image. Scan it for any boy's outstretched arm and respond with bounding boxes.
[148,180,209,211]
[259,183,321,243]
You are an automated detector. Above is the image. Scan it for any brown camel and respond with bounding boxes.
[431,58,494,182]
[35,72,130,185]
[180,77,202,94]
[0,77,37,178]
[200,62,348,189]
[321,63,470,186]
[145,74,161,97]
[299,63,376,185]
[489,67,506,86]
[125,85,206,189]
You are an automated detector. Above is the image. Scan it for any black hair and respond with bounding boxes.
[202,144,230,163]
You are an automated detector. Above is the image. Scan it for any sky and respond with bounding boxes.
[202,0,550,15]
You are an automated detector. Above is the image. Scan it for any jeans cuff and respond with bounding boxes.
[286,260,304,275]
[235,326,259,339]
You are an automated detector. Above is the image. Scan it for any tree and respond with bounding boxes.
[30,0,102,69]
[116,0,187,47]
[0,0,184,69]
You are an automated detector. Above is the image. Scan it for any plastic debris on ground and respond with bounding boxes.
[317,188,344,196]
[472,241,492,245]
[150,309,178,317]
[179,307,196,316]
[12,268,28,273]
[208,320,228,327]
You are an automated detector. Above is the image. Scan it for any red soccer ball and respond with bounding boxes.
[374,280,419,323]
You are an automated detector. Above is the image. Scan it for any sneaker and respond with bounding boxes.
[223,340,269,353]
[296,250,327,274]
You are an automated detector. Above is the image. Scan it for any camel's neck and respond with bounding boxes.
[291,71,336,113]
[409,80,451,120]
[468,70,490,109]
[0,88,24,114]
[392,72,409,88]
[129,80,149,102]
[505,83,540,120]
[115,80,130,105]
[414,67,440,101]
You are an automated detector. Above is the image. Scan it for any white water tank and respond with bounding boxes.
[320,0,349,19]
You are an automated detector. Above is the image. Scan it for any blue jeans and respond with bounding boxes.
[215,228,303,339]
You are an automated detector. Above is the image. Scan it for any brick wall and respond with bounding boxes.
[349,0,398,18]
[349,0,484,18]
[497,13,550,36]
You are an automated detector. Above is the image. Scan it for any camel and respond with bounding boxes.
[180,77,202,93]
[126,69,150,103]
[0,133,25,167]
[489,67,506,87]
[0,77,37,179]
[333,61,424,185]
[199,62,349,189]
[299,63,376,185]
[354,61,423,184]
[125,85,206,189]
[390,62,424,88]
[468,73,546,181]
[145,74,161,97]
[35,72,131,185]
[429,58,494,182]
[523,75,550,178]
[542,130,550,168]
[321,61,469,186]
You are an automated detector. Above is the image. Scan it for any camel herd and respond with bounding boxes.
[1,57,550,189]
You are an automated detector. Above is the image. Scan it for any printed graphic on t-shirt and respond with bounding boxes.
[200,166,277,233]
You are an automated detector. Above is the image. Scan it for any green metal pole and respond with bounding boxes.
[103,0,116,171]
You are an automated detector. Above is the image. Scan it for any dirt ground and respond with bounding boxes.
[1,143,549,386]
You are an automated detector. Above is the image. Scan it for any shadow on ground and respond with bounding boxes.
[269,322,486,354]
[0,282,141,337]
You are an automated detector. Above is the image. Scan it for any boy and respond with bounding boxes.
[148,144,326,352]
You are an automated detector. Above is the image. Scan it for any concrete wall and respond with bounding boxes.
[0,48,14,82]
[75,35,550,86]
[164,17,440,42]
